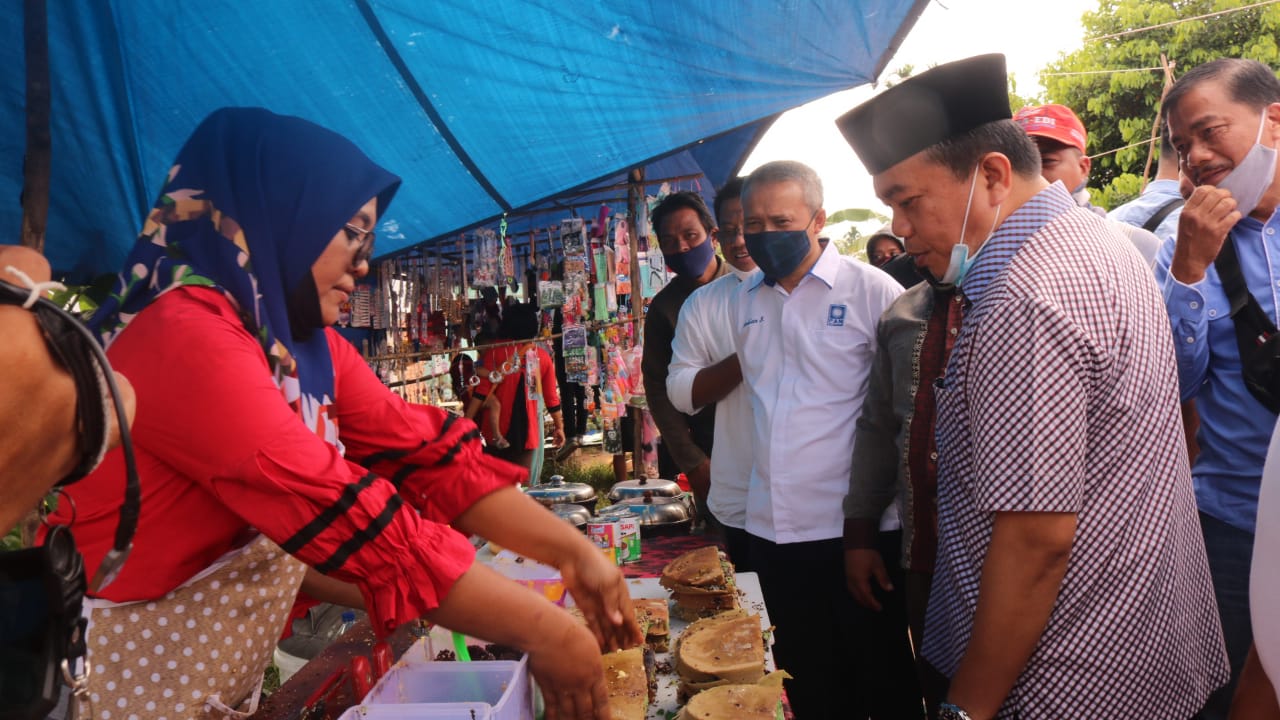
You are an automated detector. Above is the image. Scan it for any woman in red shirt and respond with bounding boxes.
[50,108,638,720]
[467,303,564,477]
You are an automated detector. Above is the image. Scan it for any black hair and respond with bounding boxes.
[1164,58,1280,126]
[499,302,540,341]
[867,234,904,254]
[923,119,1042,180]
[713,176,745,224]
[650,191,716,239]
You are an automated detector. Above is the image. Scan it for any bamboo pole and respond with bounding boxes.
[1140,54,1177,192]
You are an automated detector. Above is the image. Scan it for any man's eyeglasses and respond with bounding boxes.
[344,224,376,266]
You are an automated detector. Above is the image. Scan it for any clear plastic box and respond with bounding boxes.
[359,654,533,720]
[337,703,493,719]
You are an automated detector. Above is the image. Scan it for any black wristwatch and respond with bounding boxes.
[938,702,974,720]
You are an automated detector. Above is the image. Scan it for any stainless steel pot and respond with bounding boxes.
[606,476,683,503]
[550,503,591,531]
[600,492,693,536]
[525,475,598,514]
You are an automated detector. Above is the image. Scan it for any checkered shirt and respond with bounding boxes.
[922,183,1228,718]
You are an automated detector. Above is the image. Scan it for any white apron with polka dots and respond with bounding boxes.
[78,534,307,720]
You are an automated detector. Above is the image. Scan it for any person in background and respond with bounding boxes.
[867,224,906,267]
[0,246,136,535]
[1014,102,1163,265]
[642,191,729,518]
[49,107,638,720]
[1109,132,1185,242]
[733,160,904,718]
[665,177,758,569]
[468,302,564,472]
[1158,57,1280,719]
[841,53,1226,719]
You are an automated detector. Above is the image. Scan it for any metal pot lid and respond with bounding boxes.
[606,476,682,502]
[550,503,591,526]
[601,493,691,525]
[525,475,597,504]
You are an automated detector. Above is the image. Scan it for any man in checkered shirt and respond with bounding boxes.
[839,54,1228,719]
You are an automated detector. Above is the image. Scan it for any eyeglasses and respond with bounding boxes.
[343,224,376,266]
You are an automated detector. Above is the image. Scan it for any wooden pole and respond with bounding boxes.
[21,0,51,253]
[1140,54,1177,192]
[625,167,644,478]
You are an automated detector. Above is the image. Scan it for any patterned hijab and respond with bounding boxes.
[90,107,400,443]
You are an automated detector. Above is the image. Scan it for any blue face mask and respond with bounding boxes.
[662,237,716,280]
[941,164,1001,287]
[743,210,818,282]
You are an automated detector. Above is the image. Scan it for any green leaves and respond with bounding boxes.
[1045,0,1280,208]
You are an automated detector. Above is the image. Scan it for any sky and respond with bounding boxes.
[743,0,1100,234]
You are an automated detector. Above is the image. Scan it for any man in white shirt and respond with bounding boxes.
[734,160,904,718]
[666,177,758,570]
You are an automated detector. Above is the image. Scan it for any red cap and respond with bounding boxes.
[1013,103,1087,154]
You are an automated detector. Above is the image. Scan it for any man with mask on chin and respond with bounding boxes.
[731,160,903,718]
[841,54,1227,720]
[1013,103,1162,265]
[641,191,728,518]
[1158,57,1280,719]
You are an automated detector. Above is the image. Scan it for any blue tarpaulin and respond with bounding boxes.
[1,1,925,280]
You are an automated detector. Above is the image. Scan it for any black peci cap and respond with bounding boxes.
[837,54,1012,175]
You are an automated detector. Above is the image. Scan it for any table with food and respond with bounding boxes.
[250,483,792,720]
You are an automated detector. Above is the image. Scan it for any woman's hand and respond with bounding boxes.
[451,487,643,650]
[560,543,644,652]
[528,619,611,720]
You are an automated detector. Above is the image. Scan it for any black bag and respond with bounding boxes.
[1214,235,1280,413]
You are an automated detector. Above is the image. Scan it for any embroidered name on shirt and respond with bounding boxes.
[827,304,847,327]
[743,316,764,329]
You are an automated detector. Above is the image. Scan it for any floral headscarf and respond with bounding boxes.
[90,107,400,444]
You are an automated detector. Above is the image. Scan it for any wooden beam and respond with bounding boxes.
[21,0,50,253]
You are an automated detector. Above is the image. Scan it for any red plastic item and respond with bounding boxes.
[675,472,690,492]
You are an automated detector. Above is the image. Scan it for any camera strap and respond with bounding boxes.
[1214,234,1280,413]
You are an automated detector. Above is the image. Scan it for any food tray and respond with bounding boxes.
[568,572,776,720]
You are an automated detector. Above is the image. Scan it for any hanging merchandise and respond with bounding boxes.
[472,227,500,288]
[559,217,592,325]
[350,285,372,327]
[638,248,669,300]
[539,280,565,309]
[562,323,589,384]
[499,215,517,290]
[613,213,631,297]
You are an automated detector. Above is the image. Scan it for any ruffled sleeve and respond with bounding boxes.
[327,329,525,524]
[86,288,517,635]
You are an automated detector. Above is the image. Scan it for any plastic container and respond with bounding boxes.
[485,551,567,606]
[361,655,533,720]
[337,703,492,719]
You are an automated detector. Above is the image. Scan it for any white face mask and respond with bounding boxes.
[941,163,1002,286]
[1217,111,1278,217]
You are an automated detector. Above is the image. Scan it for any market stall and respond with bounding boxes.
[250,534,795,720]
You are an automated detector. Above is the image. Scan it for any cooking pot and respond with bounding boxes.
[525,475,598,515]
[600,492,693,537]
[550,503,591,531]
[606,476,683,504]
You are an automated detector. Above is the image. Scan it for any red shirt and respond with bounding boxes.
[472,343,560,450]
[54,287,523,635]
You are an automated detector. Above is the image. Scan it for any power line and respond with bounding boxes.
[1088,0,1280,41]
[1089,136,1156,160]
[1042,66,1163,77]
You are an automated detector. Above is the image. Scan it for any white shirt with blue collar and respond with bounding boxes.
[733,241,904,543]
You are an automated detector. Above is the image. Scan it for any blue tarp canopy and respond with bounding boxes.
[1,1,925,281]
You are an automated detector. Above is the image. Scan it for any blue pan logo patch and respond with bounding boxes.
[827,304,847,327]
